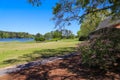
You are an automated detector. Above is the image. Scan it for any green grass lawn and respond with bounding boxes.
[0,39,79,68]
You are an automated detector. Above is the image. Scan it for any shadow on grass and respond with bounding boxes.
[7,53,120,80]
[3,47,120,80]
[20,47,76,62]
[3,59,20,64]
[2,47,76,65]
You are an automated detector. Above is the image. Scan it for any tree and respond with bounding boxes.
[77,10,109,39]
[28,0,41,6]
[0,31,33,39]
[35,33,45,41]
[44,32,52,40]
[29,0,120,27]
[43,29,75,41]
[61,29,75,39]
[52,0,120,27]
[51,30,62,39]
[77,30,81,38]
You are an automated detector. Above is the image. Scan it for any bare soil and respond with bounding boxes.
[0,54,120,80]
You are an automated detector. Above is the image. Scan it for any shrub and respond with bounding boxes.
[79,36,88,41]
[78,28,120,70]
[35,37,45,41]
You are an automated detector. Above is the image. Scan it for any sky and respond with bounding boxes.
[0,0,80,35]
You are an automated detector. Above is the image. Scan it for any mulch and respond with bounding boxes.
[0,54,120,80]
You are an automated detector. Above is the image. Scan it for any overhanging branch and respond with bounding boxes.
[79,4,119,19]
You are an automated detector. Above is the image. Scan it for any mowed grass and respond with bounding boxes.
[0,39,79,68]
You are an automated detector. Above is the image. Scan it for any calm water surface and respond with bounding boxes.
[0,38,34,42]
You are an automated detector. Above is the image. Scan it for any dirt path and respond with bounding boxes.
[0,53,77,77]
[0,57,62,76]
[0,66,17,76]
[0,53,120,80]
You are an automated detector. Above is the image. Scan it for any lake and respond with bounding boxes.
[0,38,34,42]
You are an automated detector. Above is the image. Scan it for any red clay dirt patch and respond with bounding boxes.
[0,54,120,80]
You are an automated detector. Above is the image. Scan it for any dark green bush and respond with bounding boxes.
[35,37,45,41]
[78,28,120,70]
[79,36,88,41]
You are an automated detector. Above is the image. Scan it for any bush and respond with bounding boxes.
[78,28,120,70]
[50,38,61,41]
[35,37,45,41]
[79,36,88,41]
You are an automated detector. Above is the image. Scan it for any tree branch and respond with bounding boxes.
[79,4,118,19]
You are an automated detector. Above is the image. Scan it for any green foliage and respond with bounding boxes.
[50,38,61,41]
[44,32,52,40]
[35,33,45,41]
[52,30,62,39]
[45,29,75,40]
[79,36,88,41]
[53,3,61,14]
[35,37,45,41]
[34,29,75,41]
[28,0,41,6]
[52,0,120,27]
[78,28,120,70]
[0,31,33,38]
[61,29,75,39]
[77,10,109,40]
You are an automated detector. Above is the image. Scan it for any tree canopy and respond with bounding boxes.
[29,0,120,27]
[77,10,109,38]
[34,29,75,42]
[52,0,120,27]
[28,0,41,6]
[0,31,33,38]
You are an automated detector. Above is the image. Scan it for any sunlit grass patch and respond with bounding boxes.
[0,39,79,68]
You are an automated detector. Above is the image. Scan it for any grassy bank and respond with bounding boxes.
[0,39,79,68]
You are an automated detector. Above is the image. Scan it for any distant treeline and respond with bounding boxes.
[34,29,76,41]
[0,31,34,38]
[0,29,76,41]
